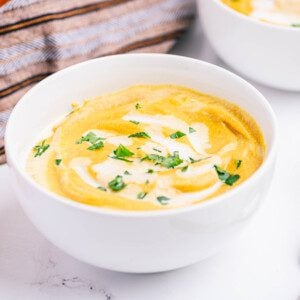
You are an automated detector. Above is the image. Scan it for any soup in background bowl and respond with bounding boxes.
[222,0,300,27]
[5,54,277,273]
[199,0,300,91]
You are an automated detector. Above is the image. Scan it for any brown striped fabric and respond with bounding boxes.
[0,0,195,164]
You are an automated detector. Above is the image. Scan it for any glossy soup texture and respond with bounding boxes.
[222,0,300,27]
[27,85,265,211]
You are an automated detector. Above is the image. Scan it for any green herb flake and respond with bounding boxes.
[108,175,126,191]
[33,140,50,157]
[147,169,154,173]
[87,141,104,150]
[157,196,170,205]
[181,165,188,172]
[129,120,140,125]
[135,103,141,110]
[124,170,131,175]
[128,132,150,139]
[97,186,107,192]
[189,157,200,163]
[236,160,242,169]
[76,132,105,151]
[170,131,186,139]
[113,144,134,158]
[189,156,210,164]
[145,179,150,185]
[55,159,62,166]
[142,151,183,169]
[137,192,147,199]
[214,165,240,186]
[152,148,162,153]
[291,23,300,27]
[189,127,196,133]
[110,156,133,163]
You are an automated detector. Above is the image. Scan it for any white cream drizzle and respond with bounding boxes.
[69,157,100,188]
[70,113,235,207]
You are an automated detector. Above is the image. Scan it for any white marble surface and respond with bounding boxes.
[1,17,300,300]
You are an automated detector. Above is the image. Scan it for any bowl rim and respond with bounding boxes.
[5,53,278,218]
[212,0,300,32]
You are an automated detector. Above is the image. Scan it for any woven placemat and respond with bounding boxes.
[0,0,195,164]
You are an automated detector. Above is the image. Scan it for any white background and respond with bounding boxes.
[0,16,300,300]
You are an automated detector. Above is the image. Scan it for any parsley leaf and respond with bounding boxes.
[124,170,131,175]
[157,196,170,205]
[97,186,107,192]
[129,120,139,125]
[128,132,150,139]
[108,175,126,191]
[113,144,134,158]
[87,141,104,150]
[291,23,300,27]
[147,169,154,173]
[76,132,105,150]
[110,156,133,163]
[142,151,183,168]
[135,103,141,109]
[236,160,242,169]
[152,148,162,153]
[189,127,196,133]
[33,140,50,157]
[137,192,147,199]
[170,131,186,139]
[189,156,210,164]
[214,165,240,186]
[181,165,188,172]
[55,159,62,166]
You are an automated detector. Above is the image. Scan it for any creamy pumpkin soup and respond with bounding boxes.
[27,85,265,211]
[222,0,300,27]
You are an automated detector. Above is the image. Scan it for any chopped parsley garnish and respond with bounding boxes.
[147,169,154,173]
[87,142,104,151]
[129,120,140,125]
[137,192,147,199]
[97,186,107,192]
[189,157,201,163]
[236,160,242,169]
[33,140,50,157]
[291,23,300,27]
[124,170,131,175]
[157,196,170,205]
[108,175,126,191]
[128,132,150,139]
[55,159,62,166]
[142,151,183,168]
[189,156,210,164]
[145,179,150,185]
[110,156,133,163]
[189,127,196,133]
[76,132,105,150]
[181,165,188,172]
[113,144,134,158]
[152,148,162,153]
[135,103,141,109]
[214,165,240,186]
[170,131,186,139]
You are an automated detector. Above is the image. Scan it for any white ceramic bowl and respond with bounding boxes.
[5,54,277,273]
[199,0,300,91]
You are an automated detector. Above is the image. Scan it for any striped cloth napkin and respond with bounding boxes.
[0,0,195,164]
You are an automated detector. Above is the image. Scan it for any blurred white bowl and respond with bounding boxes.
[199,0,300,91]
[5,54,277,273]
